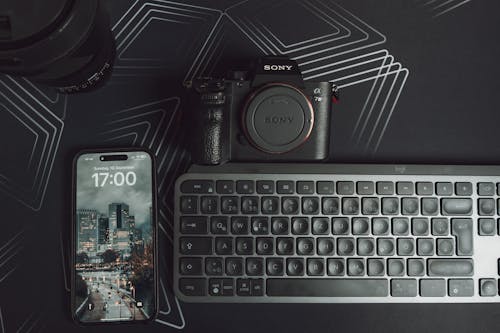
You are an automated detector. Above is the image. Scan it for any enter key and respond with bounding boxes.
[451,219,473,256]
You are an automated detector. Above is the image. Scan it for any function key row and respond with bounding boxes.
[182,180,500,196]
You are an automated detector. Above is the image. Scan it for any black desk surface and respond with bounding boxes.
[1,0,500,332]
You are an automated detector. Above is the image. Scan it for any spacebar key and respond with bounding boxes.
[267,279,388,297]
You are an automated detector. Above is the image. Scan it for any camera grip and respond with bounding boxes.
[191,106,226,165]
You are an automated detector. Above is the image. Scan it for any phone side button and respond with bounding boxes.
[179,278,207,296]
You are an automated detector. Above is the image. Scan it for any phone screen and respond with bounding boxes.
[73,151,156,323]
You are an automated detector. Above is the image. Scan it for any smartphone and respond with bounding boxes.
[71,149,157,324]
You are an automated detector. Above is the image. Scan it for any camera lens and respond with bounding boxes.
[243,83,314,154]
[0,0,115,93]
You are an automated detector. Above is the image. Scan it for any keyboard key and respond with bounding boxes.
[236,180,254,194]
[312,217,330,235]
[208,279,223,296]
[180,216,207,234]
[397,182,414,195]
[179,278,206,296]
[211,216,228,234]
[377,238,395,256]
[412,218,429,236]
[478,218,496,235]
[281,197,299,215]
[271,217,289,235]
[432,218,449,236]
[322,197,339,215]
[180,257,202,275]
[256,180,274,194]
[448,279,474,297]
[391,279,418,297]
[317,237,335,255]
[417,238,434,256]
[397,238,415,256]
[420,279,446,297]
[332,218,349,235]
[436,238,454,256]
[287,258,305,276]
[307,258,325,276]
[180,196,198,214]
[256,238,274,255]
[327,258,345,276]
[231,217,249,235]
[302,197,319,214]
[436,182,453,196]
[342,197,359,215]
[261,196,279,214]
[387,259,405,276]
[416,182,433,195]
[180,237,212,255]
[357,238,375,256]
[317,181,334,194]
[277,181,294,194]
[479,198,495,216]
[337,238,355,256]
[181,180,214,194]
[236,279,251,296]
[337,181,354,195]
[215,237,232,255]
[347,258,365,276]
[402,198,419,215]
[205,257,223,275]
[251,279,264,296]
[478,182,495,196]
[241,196,259,214]
[251,217,269,235]
[428,259,473,276]
[372,218,390,235]
[392,218,409,236]
[266,279,389,297]
[212,278,234,296]
[216,180,234,194]
[297,238,314,255]
[236,237,253,255]
[267,258,284,276]
[226,258,243,276]
[421,198,438,215]
[455,182,472,196]
[292,217,309,235]
[452,218,473,255]
[352,217,369,235]
[221,196,239,214]
[480,279,497,296]
[200,196,218,214]
[382,197,399,215]
[277,237,294,255]
[367,259,385,276]
[362,197,379,215]
[377,182,394,195]
[442,198,472,216]
[297,181,315,194]
[357,181,374,195]
[408,258,425,276]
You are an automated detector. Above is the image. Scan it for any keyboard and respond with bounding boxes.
[173,163,500,303]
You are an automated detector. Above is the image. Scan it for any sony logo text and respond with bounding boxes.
[263,64,293,71]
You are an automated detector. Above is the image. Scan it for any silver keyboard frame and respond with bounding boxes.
[174,163,500,303]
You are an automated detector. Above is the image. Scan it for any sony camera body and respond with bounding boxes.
[190,57,333,165]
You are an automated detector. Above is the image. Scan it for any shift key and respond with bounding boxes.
[180,237,212,255]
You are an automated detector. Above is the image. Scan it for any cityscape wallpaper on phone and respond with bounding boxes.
[74,152,155,322]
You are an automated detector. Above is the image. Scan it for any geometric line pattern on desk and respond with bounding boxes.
[0,75,65,211]
[111,0,221,78]
[414,0,472,18]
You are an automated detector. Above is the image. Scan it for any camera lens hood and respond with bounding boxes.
[243,83,314,154]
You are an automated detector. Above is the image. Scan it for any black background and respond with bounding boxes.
[1,0,500,332]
